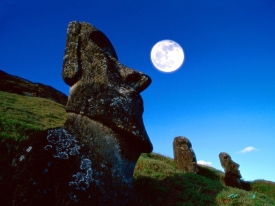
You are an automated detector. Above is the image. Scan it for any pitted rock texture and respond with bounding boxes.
[1,124,140,205]
[1,21,152,205]
[62,21,152,153]
[173,136,198,173]
[219,152,242,188]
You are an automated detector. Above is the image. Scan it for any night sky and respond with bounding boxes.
[1,0,275,182]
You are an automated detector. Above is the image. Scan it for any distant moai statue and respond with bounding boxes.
[173,136,198,173]
[219,152,242,188]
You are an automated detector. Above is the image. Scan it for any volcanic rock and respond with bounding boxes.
[1,21,153,205]
[219,152,242,188]
[173,136,198,173]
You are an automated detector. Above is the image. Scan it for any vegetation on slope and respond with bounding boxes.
[0,69,68,105]
[0,91,67,141]
[0,91,67,180]
[134,153,275,205]
[1,90,275,205]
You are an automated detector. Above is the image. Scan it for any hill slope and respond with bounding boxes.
[0,84,275,205]
[0,70,68,106]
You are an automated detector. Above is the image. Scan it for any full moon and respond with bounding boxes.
[150,40,184,72]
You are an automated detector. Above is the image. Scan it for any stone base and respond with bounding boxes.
[1,115,142,205]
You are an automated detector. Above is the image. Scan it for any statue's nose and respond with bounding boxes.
[121,67,152,93]
[125,72,151,93]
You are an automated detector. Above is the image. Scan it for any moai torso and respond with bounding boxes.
[2,21,153,206]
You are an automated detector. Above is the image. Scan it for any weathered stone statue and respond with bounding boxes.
[219,152,242,188]
[1,21,152,205]
[173,136,198,173]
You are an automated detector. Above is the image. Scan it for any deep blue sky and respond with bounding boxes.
[1,0,275,182]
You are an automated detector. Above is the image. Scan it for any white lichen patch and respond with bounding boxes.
[99,99,104,104]
[19,155,25,161]
[26,146,32,152]
[45,128,80,159]
[69,156,93,191]
[44,145,52,150]
[45,128,95,200]
[110,96,132,113]
[118,87,132,95]
[131,130,139,136]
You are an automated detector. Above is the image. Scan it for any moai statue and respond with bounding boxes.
[219,152,242,188]
[1,21,153,205]
[173,136,198,173]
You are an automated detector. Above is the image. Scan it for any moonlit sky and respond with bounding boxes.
[1,1,274,182]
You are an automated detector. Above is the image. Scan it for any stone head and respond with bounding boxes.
[173,136,197,173]
[62,21,152,153]
[219,152,241,177]
[173,136,192,150]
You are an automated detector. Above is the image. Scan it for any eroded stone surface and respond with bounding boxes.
[63,21,152,153]
[1,21,153,205]
[219,152,242,188]
[173,136,198,173]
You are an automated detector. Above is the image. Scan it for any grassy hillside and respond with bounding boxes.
[0,91,67,141]
[1,91,275,205]
[0,91,67,180]
[134,153,275,205]
[0,69,68,105]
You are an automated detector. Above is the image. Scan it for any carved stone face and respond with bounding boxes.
[62,21,152,153]
[174,136,192,150]
[173,136,196,162]
[219,152,241,177]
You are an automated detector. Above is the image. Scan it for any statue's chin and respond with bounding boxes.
[66,82,152,153]
[65,112,153,154]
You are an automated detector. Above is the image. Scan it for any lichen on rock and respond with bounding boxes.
[1,21,153,205]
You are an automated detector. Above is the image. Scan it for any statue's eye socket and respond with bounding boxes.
[89,31,117,59]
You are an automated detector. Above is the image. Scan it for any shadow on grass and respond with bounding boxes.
[135,172,225,206]
[197,164,252,191]
[197,165,224,182]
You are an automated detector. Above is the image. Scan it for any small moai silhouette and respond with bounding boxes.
[173,136,198,173]
[219,152,242,188]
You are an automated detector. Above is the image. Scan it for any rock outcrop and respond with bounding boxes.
[219,152,242,188]
[173,136,198,173]
[0,70,68,106]
[1,21,153,205]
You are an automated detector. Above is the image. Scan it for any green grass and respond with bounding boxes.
[0,91,67,141]
[134,153,225,205]
[1,91,275,205]
[134,153,275,205]
[250,180,275,201]
[0,91,67,182]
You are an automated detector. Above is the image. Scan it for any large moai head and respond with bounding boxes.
[1,22,153,205]
[173,136,198,173]
[62,21,153,153]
